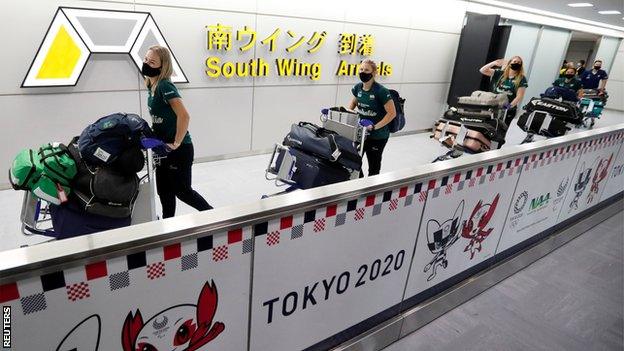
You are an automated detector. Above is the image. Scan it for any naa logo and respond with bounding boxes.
[529,193,550,211]
[23,7,187,87]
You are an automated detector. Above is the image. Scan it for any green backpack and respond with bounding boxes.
[10,143,77,205]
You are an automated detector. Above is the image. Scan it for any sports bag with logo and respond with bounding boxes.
[523,97,583,125]
[69,142,139,218]
[517,111,569,137]
[9,143,77,205]
[283,122,362,171]
[78,113,153,167]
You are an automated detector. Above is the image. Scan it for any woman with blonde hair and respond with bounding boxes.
[479,56,528,126]
[142,45,212,218]
[347,58,396,177]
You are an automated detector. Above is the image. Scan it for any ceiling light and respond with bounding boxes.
[598,10,622,14]
[567,3,594,7]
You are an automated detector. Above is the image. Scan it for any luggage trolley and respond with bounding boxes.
[18,148,159,241]
[264,107,366,196]
[578,89,608,129]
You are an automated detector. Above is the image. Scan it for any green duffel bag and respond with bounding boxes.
[10,143,77,205]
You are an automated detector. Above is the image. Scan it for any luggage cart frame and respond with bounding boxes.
[265,108,366,195]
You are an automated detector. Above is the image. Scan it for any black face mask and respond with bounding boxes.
[565,74,575,79]
[594,65,601,70]
[141,62,161,77]
[509,63,522,71]
[359,72,373,83]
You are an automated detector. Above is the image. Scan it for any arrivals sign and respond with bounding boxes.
[204,24,393,80]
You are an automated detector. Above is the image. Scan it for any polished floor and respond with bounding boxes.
[1,110,622,250]
[383,210,624,351]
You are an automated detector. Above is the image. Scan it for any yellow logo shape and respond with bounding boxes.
[36,25,82,79]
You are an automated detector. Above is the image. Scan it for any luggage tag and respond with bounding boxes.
[456,125,468,146]
[56,183,68,203]
[539,113,552,133]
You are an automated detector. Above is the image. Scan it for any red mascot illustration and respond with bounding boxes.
[588,154,613,204]
[461,194,500,259]
[122,281,225,351]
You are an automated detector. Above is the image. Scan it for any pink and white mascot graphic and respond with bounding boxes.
[122,281,225,351]
[587,154,613,204]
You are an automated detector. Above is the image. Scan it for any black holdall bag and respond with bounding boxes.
[68,142,139,218]
[283,122,362,171]
[523,97,583,125]
[442,109,507,145]
[517,111,570,137]
[275,147,351,189]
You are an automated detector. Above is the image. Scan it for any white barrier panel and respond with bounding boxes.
[1,229,252,350]
[558,132,624,223]
[496,143,582,253]
[599,138,624,201]
[403,156,522,298]
[249,182,426,351]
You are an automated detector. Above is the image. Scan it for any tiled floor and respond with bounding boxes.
[383,210,624,351]
[1,110,622,250]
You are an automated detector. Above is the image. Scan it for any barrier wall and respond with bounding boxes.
[1,124,623,350]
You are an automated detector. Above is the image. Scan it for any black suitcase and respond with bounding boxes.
[517,111,570,137]
[275,147,351,190]
[283,122,362,171]
[524,97,583,125]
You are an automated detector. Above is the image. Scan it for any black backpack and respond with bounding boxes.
[78,113,153,167]
[387,89,406,133]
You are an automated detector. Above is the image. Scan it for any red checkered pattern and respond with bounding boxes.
[147,262,165,280]
[389,199,399,211]
[354,208,365,221]
[489,173,496,182]
[66,282,90,301]
[469,178,476,187]
[212,245,229,261]
[267,231,280,246]
[445,184,453,194]
[313,218,326,233]
[418,191,427,202]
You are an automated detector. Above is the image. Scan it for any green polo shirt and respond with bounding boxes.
[147,79,191,144]
[490,69,528,104]
[351,82,392,140]
[553,77,583,93]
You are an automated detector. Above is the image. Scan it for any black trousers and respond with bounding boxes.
[360,138,389,177]
[156,143,212,218]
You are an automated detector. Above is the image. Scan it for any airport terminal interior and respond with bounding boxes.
[0,0,623,350]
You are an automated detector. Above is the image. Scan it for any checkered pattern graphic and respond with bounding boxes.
[354,208,365,221]
[146,262,165,280]
[445,184,453,194]
[405,194,414,207]
[66,282,90,301]
[418,191,427,202]
[181,253,198,271]
[243,239,254,253]
[21,293,46,315]
[267,231,280,246]
[389,199,399,211]
[335,213,346,226]
[291,225,304,239]
[213,245,229,262]
[313,218,326,232]
[372,203,383,216]
[109,271,130,291]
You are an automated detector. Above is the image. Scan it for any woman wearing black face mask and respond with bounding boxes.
[143,45,213,219]
[552,67,584,100]
[479,56,528,126]
[580,59,609,92]
[347,59,396,177]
